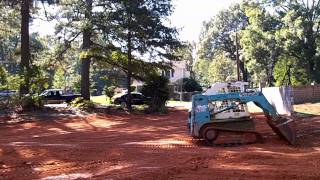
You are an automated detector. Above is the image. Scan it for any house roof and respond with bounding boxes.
[172,60,187,69]
[132,79,144,86]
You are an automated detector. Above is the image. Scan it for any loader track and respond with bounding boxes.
[203,130,263,147]
[206,139,261,147]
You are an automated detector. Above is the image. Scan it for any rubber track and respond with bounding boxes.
[204,130,263,147]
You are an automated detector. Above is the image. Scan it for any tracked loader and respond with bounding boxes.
[188,82,296,145]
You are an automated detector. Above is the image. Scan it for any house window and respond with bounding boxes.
[187,65,192,72]
[171,69,175,77]
[165,70,170,78]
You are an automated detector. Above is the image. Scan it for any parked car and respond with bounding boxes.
[0,90,17,97]
[39,89,81,104]
[111,92,149,106]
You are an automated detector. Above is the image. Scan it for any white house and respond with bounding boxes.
[161,60,191,84]
[131,60,191,95]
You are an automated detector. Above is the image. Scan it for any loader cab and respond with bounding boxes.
[204,82,251,119]
[188,82,252,138]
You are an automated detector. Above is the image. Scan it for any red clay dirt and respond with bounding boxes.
[0,109,320,179]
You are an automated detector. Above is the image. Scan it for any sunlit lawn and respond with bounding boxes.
[91,96,192,108]
[91,95,110,105]
[165,101,320,116]
[294,103,320,116]
[91,96,320,116]
[166,101,192,109]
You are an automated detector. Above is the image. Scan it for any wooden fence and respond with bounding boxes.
[291,84,320,104]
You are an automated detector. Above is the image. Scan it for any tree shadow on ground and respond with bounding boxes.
[1,109,320,179]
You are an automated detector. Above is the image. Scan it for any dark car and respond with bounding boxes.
[111,92,149,106]
[0,90,17,97]
[39,89,81,104]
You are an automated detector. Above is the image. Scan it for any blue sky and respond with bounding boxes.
[31,0,240,43]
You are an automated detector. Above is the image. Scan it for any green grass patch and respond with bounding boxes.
[91,95,111,105]
[92,96,320,116]
[166,101,191,108]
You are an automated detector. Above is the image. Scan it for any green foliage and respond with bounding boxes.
[0,66,7,86]
[131,86,136,92]
[29,66,50,94]
[141,74,170,113]
[16,66,49,94]
[92,49,172,81]
[240,2,283,86]
[69,97,95,110]
[100,0,181,109]
[180,78,202,92]
[5,74,21,90]
[103,0,181,58]
[195,1,320,86]
[196,3,248,81]
[52,67,80,91]
[53,68,66,89]
[194,53,237,85]
[274,57,308,86]
[193,59,211,86]
[208,53,237,83]
[105,85,116,98]
[242,0,320,84]
[0,3,20,63]
[9,95,44,110]
[197,3,247,61]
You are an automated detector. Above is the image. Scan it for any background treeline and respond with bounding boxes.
[0,0,182,110]
[195,0,320,87]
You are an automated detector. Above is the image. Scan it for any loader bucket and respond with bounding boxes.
[266,116,296,145]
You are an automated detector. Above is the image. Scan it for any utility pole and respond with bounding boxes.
[235,31,240,81]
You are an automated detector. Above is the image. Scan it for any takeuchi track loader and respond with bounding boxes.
[188,83,296,145]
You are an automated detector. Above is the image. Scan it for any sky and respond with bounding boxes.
[169,0,239,42]
[31,0,240,43]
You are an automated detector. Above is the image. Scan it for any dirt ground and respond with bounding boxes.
[1,109,320,180]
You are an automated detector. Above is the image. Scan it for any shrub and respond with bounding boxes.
[131,86,136,92]
[274,58,309,86]
[69,97,95,110]
[182,78,202,92]
[0,66,7,86]
[141,74,170,113]
[8,95,44,111]
[105,86,116,98]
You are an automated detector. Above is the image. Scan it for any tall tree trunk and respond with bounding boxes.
[126,29,132,111]
[0,43,5,61]
[305,22,316,83]
[20,0,31,95]
[239,61,248,82]
[81,0,92,100]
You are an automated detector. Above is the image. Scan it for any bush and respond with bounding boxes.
[21,95,44,110]
[105,86,116,98]
[69,97,95,110]
[0,66,7,86]
[8,95,44,111]
[131,86,136,92]
[141,74,170,113]
[274,58,309,86]
[182,78,202,92]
